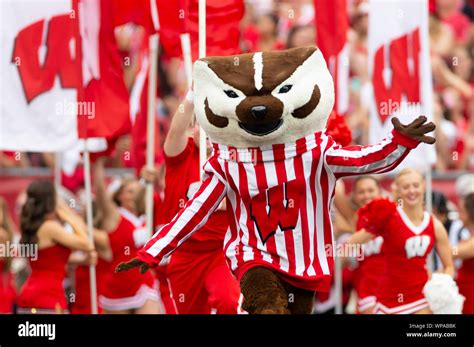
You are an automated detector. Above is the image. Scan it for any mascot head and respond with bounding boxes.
[193,46,334,148]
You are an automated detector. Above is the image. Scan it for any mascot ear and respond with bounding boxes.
[288,46,319,62]
[193,60,210,89]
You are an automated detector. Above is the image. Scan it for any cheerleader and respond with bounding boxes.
[0,197,16,313]
[355,169,454,314]
[93,158,161,314]
[17,181,93,314]
[454,192,474,314]
[344,176,384,314]
[70,224,112,314]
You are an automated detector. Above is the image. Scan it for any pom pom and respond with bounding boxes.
[325,111,352,147]
[356,197,397,234]
[423,273,465,314]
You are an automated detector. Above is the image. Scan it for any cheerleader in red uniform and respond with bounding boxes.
[356,169,454,314]
[93,158,161,314]
[454,192,474,314]
[17,181,93,314]
[0,197,16,314]
[344,176,384,314]
[70,225,112,314]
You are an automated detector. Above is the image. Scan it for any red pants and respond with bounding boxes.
[168,248,240,314]
[155,265,177,314]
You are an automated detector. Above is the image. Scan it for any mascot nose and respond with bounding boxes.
[250,105,267,120]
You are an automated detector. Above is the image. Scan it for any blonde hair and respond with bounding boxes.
[112,177,137,207]
[392,168,425,202]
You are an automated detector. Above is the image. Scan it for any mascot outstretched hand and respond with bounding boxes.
[116,46,436,314]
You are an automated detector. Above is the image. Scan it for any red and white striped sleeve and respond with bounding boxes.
[137,161,227,267]
[324,129,420,178]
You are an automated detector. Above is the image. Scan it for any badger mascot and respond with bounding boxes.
[117,46,436,314]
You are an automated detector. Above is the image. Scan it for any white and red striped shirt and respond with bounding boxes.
[138,129,420,291]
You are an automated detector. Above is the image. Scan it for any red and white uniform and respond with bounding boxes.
[0,260,16,314]
[17,244,71,313]
[157,138,240,314]
[457,235,474,314]
[138,130,419,292]
[99,208,159,311]
[374,207,435,314]
[354,229,385,312]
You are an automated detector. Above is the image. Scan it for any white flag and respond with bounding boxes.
[0,0,78,152]
[368,0,436,172]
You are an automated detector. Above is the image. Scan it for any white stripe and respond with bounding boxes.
[323,135,338,273]
[284,142,297,162]
[253,52,263,90]
[328,135,393,159]
[284,147,304,276]
[146,177,222,257]
[329,145,406,174]
[284,143,297,181]
[358,295,376,305]
[99,284,159,311]
[119,207,145,227]
[244,162,272,263]
[358,301,377,312]
[397,207,430,235]
[302,135,317,276]
[224,162,241,270]
[314,135,330,275]
[228,161,255,262]
[375,298,429,314]
[263,151,289,272]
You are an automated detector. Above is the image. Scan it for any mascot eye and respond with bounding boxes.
[278,85,292,94]
[224,90,239,98]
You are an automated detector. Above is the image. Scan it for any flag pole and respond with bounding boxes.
[180,33,193,89]
[145,34,159,239]
[83,142,98,314]
[334,248,343,314]
[426,167,434,271]
[198,0,206,177]
[54,152,62,191]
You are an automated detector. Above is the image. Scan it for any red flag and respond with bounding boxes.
[314,0,349,115]
[185,0,244,59]
[112,0,158,32]
[156,0,186,58]
[157,0,244,60]
[74,0,131,139]
[129,51,163,173]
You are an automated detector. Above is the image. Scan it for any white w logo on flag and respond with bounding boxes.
[405,235,430,258]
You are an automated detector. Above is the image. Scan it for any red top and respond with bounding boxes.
[0,260,16,313]
[158,138,228,251]
[18,244,71,310]
[376,208,435,302]
[457,252,474,313]
[457,255,474,285]
[102,210,154,299]
[354,234,385,296]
